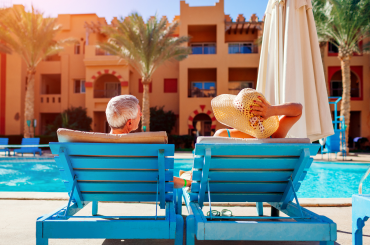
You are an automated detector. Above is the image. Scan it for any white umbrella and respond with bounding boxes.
[256,0,334,142]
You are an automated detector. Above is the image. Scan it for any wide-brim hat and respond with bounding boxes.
[211,88,279,138]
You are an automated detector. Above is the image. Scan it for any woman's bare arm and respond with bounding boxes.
[251,96,302,138]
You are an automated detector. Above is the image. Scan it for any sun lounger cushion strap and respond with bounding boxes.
[198,148,211,208]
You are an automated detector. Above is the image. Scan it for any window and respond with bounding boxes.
[74,80,85,93]
[330,79,360,98]
[228,81,254,95]
[74,43,80,54]
[191,43,216,54]
[330,80,342,97]
[190,82,216,98]
[139,79,152,93]
[164,79,177,93]
[328,42,338,54]
[228,43,256,54]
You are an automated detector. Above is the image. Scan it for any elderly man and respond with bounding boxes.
[106,95,190,189]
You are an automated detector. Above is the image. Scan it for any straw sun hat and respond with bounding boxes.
[211,88,279,138]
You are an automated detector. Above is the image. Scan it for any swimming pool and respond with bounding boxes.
[1,158,370,198]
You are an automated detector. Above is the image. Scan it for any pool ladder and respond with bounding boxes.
[358,165,370,194]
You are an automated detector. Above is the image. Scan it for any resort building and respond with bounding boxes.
[0,0,369,147]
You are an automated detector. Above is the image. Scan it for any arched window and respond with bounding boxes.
[330,70,361,98]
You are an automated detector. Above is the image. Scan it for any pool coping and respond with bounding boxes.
[0,192,352,207]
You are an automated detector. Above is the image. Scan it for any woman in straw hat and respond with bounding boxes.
[212,88,302,139]
[178,89,302,188]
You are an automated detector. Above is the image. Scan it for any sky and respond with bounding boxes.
[10,0,269,23]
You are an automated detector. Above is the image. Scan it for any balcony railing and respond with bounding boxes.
[94,89,121,98]
[188,88,217,98]
[191,43,216,55]
[228,43,258,54]
[40,94,61,104]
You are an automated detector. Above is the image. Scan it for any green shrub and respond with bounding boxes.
[168,135,195,150]
[150,106,177,134]
[45,107,92,136]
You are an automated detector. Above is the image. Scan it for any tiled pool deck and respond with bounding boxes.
[0,200,368,245]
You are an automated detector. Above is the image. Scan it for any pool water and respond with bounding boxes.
[1,158,370,198]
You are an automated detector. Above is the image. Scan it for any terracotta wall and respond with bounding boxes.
[322,43,370,140]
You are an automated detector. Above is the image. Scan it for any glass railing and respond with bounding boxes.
[191,44,216,54]
[228,43,258,54]
[188,88,217,98]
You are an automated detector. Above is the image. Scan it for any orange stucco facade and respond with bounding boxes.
[0,1,369,145]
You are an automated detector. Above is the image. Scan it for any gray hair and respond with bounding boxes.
[106,95,139,129]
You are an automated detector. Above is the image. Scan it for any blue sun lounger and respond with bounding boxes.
[181,137,337,245]
[37,142,183,245]
[0,138,10,156]
[13,138,42,156]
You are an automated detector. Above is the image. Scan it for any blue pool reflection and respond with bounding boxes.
[1,158,370,197]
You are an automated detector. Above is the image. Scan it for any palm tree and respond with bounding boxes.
[312,0,370,151]
[0,6,76,137]
[99,13,191,132]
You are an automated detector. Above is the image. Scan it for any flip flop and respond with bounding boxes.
[207,210,220,216]
[221,209,232,217]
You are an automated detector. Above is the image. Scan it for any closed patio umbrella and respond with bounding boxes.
[256,0,334,142]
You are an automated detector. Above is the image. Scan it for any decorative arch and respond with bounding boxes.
[188,104,216,129]
[85,69,128,87]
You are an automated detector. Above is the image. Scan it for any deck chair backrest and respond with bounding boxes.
[21,138,40,150]
[191,142,319,208]
[0,138,9,149]
[50,142,174,209]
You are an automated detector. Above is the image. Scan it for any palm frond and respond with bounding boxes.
[99,13,191,80]
[312,0,370,57]
[0,5,77,69]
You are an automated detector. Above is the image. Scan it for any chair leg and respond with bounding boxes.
[36,237,48,245]
[186,215,196,245]
[256,202,263,216]
[353,229,363,245]
[36,222,48,245]
[175,214,184,245]
[271,206,280,217]
[353,216,368,245]
[92,201,98,216]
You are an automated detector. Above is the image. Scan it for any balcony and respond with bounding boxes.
[94,75,121,98]
[84,45,126,66]
[39,95,61,113]
[228,68,257,94]
[95,48,112,56]
[188,69,217,98]
[228,81,254,95]
[188,80,216,98]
